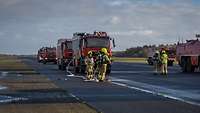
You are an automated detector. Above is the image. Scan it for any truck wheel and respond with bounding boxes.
[186,57,194,72]
[80,65,86,74]
[76,67,80,73]
[73,66,79,73]
[80,69,85,74]
[43,61,46,64]
[106,69,111,74]
[106,64,111,74]
[168,61,173,66]
[58,65,61,70]
[181,57,187,72]
[61,65,66,71]
[191,66,195,72]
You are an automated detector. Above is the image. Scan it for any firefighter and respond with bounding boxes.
[85,51,94,80]
[153,50,160,75]
[98,48,111,82]
[94,51,101,81]
[160,50,168,75]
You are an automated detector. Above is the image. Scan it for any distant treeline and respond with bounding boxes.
[113,44,176,57]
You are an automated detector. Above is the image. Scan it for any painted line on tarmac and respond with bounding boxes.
[111,77,200,107]
[66,74,85,79]
[0,95,28,103]
[1,71,8,77]
[65,63,200,106]
[111,70,180,74]
[0,85,7,90]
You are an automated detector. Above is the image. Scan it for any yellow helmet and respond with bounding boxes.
[155,51,159,54]
[88,51,93,56]
[101,48,108,54]
[161,50,166,54]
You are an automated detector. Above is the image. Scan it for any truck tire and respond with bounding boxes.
[181,57,187,72]
[168,61,173,66]
[75,67,79,73]
[80,65,86,74]
[54,61,57,64]
[61,64,66,70]
[58,65,61,70]
[43,61,46,64]
[106,64,111,74]
[147,57,153,65]
[106,69,111,74]
[186,57,195,72]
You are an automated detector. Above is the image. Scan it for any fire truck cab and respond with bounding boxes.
[37,47,57,64]
[72,31,115,73]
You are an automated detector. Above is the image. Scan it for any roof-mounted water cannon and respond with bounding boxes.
[73,32,88,37]
[94,31,107,37]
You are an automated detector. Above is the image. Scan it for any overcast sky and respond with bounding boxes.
[0,0,200,55]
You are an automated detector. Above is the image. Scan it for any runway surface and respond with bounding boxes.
[21,56,200,113]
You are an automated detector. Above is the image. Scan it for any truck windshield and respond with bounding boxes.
[46,48,56,54]
[66,42,72,49]
[167,50,176,57]
[85,38,109,48]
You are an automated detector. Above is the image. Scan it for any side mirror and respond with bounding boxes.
[112,38,116,48]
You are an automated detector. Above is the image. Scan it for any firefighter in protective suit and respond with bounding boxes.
[153,51,160,75]
[85,51,94,80]
[98,48,111,82]
[160,50,168,75]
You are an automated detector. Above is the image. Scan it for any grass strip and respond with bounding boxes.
[112,57,147,63]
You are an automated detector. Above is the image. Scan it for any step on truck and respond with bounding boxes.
[72,31,116,74]
[56,39,73,70]
[176,34,200,72]
[37,47,57,64]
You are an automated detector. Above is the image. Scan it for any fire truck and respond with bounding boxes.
[147,47,176,66]
[176,35,200,72]
[37,47,57,64]
[56,39,73,70]
[72,31,115,73]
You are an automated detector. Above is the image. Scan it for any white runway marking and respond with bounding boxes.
[0,95,27,103]
[111,77,200,106]
[0,85,7,90]
[1,71,8,76]
[66,63,200,106]
[112,70,152,73]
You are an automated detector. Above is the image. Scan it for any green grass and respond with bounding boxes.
[0,55,32,71]
[112,57,147,63]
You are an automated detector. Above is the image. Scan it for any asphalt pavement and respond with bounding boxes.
[22,56,200,113]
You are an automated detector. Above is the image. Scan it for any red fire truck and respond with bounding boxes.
[176,35,200,72]
[37,47,57,64]
[147,47,176,66]
[72,31,115,73]
[56,39,73,70]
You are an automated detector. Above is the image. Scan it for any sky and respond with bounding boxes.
[0,0,200,55]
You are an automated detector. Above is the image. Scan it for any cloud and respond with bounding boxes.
[0,0,24,7]
[0,0,200,54]
[109,29,159,36]
[110,16,121,25]
[107,0,130,7]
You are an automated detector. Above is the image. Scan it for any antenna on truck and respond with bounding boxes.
[196,34,200,40]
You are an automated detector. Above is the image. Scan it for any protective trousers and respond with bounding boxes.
[98,64,107,81]
[154,61,160,74]
[86,64,94,80]
[161,63,168,75]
